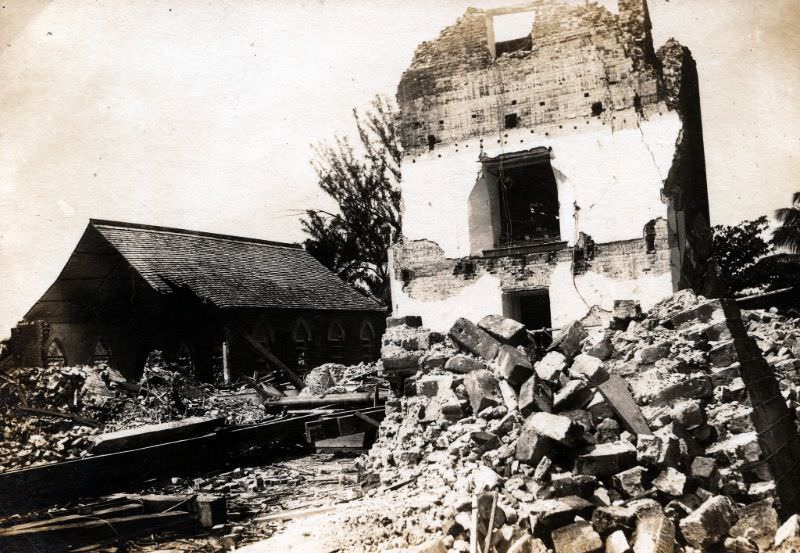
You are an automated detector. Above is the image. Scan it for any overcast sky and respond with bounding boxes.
[0,0,798,335]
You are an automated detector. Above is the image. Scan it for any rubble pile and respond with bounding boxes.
[300,361,383,396]
[0,356,272,471]
[354,291,800,552]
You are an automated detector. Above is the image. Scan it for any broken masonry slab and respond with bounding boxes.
[478,314,528,346]
[551,520,602,553]
[548,320,588,361]
[522,412,583,447]
[495,345,535,388]
[597,375,651,436]
[449,317,501,361]
[631,514,675,553]
[444,354,487,373]
[534,351,567,384]
[386,315,423,328]
[518,375,553,416]
[464,369,503,414]
[576,440,637,477]
[553,379,594,412]
[678,495,737,550]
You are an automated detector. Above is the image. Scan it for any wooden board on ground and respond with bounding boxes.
[315,432,366,452]
[92,416,226,454]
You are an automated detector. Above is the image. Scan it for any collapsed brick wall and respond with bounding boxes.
[393,218,671,303]
[6,320,47,368]
[397,0,663,153]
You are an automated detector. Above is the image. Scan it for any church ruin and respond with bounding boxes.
[388,0,716,333]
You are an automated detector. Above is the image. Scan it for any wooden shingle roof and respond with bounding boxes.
[26,219,382,321]
[90,220,382,311]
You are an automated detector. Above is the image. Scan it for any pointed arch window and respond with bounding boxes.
[293,318,312,371]
[359,320,377,361]
[47,340,67,368]
[92,340,111,365]
[328,321,346,362]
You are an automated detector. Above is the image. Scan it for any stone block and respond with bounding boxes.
[577,441,637,477]
[635,343,671,365]
[665,299,737,329]
[445,354,487,373]
[583,331,614,361]
[605,529,631,553]
[549,320,588,360]
[519,375,553,416]
[528,496,594,532]
[554,379,594,411]
[613,300,642,325]
[535,351,567,383]
[499,379,519,412]
[678,495,737,549]
[597,376,651,436]
[418,350,450,371]
[590,501,661,536]
[729,498,778,551]
[407,537,447,553]
[464,369,503,414]
[386,315,423,328]
[381,345,424,371]
[416,375,454,398]
[551,521,602,553]
[496,345,535,388]
[538,473,598,500]
[612,466,647,498]
[449,318,501,361]
[523,412,583,447]
[631,514,675,553]
[652,467,686,497]
[775,514,800,549]
[478,314,528,345]
[570,354,610,384]
[516,426,555,466]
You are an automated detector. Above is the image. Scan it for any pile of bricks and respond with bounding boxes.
[360,291,800,552]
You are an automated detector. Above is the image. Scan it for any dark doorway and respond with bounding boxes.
[503,290,552,352]
[493,160,560,246]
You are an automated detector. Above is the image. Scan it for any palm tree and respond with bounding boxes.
[773,191,800,253]
[757,191,800,289]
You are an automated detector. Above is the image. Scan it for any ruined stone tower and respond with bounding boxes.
[389,0,715,332]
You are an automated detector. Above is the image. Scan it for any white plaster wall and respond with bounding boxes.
[400,107,681,258]
[392,273,505,333]
[391,260,674,332]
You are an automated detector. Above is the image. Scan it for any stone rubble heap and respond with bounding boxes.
[356,290,800,553]
[0,358,269,471]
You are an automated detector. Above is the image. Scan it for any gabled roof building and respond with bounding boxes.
[8,220,385,380]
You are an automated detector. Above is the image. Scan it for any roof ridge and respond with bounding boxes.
[89,219,303,250]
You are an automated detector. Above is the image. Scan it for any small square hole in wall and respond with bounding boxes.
[591,102,604,116]
[504,113,519,129]
[539,101,546,106]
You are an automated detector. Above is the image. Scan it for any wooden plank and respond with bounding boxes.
[266,391,388,408]
[16,407,101,428]
[0,510,192,538]
[305,407,385,442]
[0,503,145,533]
[228,323,305,389]
[92,416,226,454]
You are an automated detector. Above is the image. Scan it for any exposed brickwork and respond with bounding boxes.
[397,0,664,153]
[393,218,671,302]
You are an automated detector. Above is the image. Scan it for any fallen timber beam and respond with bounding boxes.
[266,390,389,408]
[91,416,226,454]
[0,413,321,515]
[16,407,101,428]
[228,323,305,390]
[305,406,386,443]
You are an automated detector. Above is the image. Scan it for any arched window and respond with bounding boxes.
[252,318,275,374]
[176,341,193,374]
[46,340,67,367]
[293,318,312,371]
[327,321,346,362]
[92,341,111,365]
[359,320,377,361]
